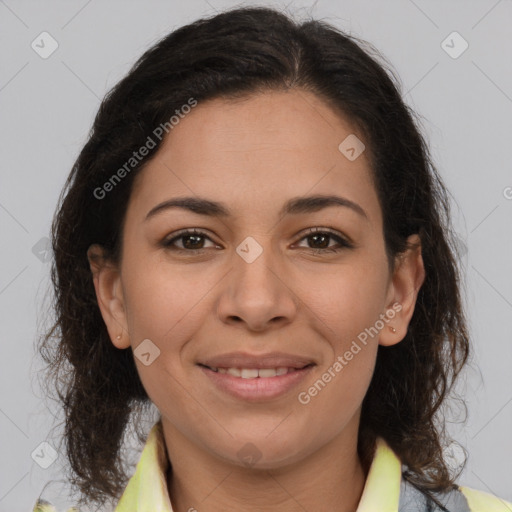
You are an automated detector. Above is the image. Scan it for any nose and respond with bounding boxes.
[215,237,299,332]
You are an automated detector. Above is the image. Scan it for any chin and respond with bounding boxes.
[210,435,309,471]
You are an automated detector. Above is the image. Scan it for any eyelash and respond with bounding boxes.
[161,227,354,254]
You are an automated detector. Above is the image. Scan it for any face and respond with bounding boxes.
[89,88,424,470]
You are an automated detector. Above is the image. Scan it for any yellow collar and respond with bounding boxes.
[114,423,401,512]
[114,422,173,512]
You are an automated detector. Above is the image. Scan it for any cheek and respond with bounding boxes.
[121,265,200,414]
[296,261,386,408]
[305,261,390,343]
[121,257,214,342]
[119,258,219,400]
[296,333,378,449]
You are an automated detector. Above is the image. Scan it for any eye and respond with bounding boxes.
[161,227,353,254]
[162,229,217,252]
[294,227,353,254]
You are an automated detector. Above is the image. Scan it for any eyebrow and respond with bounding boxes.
[145,194,368,221]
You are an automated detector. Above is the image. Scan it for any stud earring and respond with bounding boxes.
[116,334,122,340]
[389,326,396,333]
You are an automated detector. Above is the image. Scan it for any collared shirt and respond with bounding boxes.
[34,422,512,512]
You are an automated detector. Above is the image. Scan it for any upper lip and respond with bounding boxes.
[198,351,316,369]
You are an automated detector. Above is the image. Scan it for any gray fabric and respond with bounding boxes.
[399,473,471,512]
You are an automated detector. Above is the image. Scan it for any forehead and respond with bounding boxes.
[127,89,380,225]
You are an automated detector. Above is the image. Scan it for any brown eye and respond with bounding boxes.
[162,229,216,252]
[295,228,353,253]
[162,227,353,255]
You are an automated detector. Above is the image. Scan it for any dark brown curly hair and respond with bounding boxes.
[38,5,470,509]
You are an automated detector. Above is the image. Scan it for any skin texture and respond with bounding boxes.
[88,89,425,512]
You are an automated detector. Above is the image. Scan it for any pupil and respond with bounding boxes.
[184,235,203,249]
[311,234,328,248]
[182,234,330,250]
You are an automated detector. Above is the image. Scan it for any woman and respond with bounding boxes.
[35,5,511,512]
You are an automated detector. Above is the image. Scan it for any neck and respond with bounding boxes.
[162,418,367,512]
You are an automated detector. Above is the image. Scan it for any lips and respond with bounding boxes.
[199,362,315,401]
[204,367,302,378]
[196,351,316,400]
[197,351,316,371]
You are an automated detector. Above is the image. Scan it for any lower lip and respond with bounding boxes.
[199,365,315,402]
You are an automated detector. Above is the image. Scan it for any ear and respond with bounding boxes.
[379,234,425,347]
[87,244,130,349]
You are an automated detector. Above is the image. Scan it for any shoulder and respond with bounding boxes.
[458,486,512,512]
[32,499,80,512]
[399,476,511,512]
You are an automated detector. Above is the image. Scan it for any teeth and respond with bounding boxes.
[209,366,296,378]
[258,368,278,378]
[241,368,259,379]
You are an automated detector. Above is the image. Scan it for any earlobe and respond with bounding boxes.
[379,234,425,347]
[87,244,130,349]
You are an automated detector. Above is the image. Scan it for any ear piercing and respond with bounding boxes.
[116,334,122,340]
[389,326,396,333]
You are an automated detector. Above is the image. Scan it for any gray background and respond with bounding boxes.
[1,0,511,510]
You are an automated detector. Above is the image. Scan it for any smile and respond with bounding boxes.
[203,365,311,378]
[198,363,315,401]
